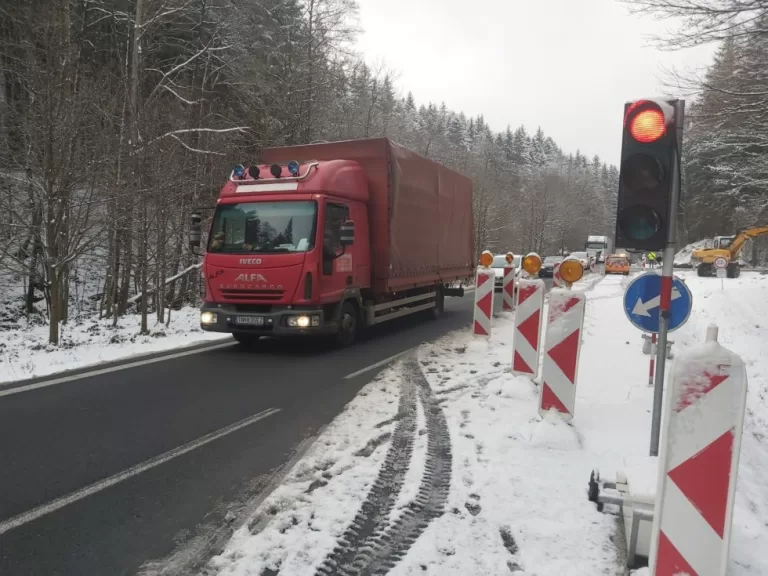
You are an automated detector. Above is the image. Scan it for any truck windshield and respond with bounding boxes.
[208,201,317,254]
[586,242,606,250]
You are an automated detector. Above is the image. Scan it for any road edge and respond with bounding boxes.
[0,337,234,393]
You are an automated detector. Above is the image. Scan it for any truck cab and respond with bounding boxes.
[192,160,369,346]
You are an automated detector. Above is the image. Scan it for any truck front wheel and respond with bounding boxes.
[336,302,359,348]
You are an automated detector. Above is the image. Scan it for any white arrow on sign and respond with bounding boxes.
[632,286,682,317]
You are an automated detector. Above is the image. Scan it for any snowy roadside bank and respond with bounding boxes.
[0,307,229,384]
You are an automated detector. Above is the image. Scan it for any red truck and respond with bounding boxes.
[189,138,474,347]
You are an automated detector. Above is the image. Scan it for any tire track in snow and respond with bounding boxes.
[315,360,418,576]
[360,357,453,575]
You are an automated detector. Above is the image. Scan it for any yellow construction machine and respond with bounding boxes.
[691,225,768,278]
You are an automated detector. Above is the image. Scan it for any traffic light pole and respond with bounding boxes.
[649,99,685,457]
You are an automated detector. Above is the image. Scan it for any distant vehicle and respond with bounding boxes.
[585,235,613,263]
[605,254,630,276]
[190,138,474,347]
[491,254,522,291]
[570,251,590,270]
[539,255,563,278]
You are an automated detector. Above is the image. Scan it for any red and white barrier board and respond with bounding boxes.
[553,262,564,288]
[512,279,544,377]
[539,289,586,420]
[649,326,748,576]
[473,267,494,336]
[502,266,515,312]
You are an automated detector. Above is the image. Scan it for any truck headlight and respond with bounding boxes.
[200,311,216,325]
[288,315,310,327]
[287,314,320,328]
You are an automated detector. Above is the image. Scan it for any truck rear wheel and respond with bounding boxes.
[336,302,359,348]
[428,286,444,320]
[727,263,740,278]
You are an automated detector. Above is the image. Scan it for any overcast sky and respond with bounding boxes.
[353,0,715,166]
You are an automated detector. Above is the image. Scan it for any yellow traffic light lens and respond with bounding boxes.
[522,253,542,275]
[479,251,493,268]
[629,108,665,143]
[618,206,662,241]
[559,258,584,284]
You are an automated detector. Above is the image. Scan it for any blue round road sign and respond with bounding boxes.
[623,272,693,333]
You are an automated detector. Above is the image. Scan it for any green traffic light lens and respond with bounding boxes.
[618,206,662,241]
[621,153,663,191]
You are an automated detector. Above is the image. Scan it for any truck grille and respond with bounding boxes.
[220,288,284,302]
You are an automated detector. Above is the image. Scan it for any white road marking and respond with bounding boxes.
[344,349,414,380]
[0,341,234,398]
[0,407,281,536]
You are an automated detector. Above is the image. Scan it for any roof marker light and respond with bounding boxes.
[233,164,245,178]
[247,165,260,179]
[270,164,282,178]
[287,160,300,176]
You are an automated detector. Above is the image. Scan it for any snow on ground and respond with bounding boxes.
[208,366,403,575]
[206,270,768,575]
[671,271,768,574]
[0,307,229,384]
[674,239,709,267]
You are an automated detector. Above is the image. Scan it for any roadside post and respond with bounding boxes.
[649,324,748,576]
[623,271,693,452]
[473,251,494,337]
[539,257,585,419]
[512,253,544,377]
[714,255,728,290]
[553,261,563,288]
[649,333,656,386]
[649,99,685,457]
[502,252,516,312]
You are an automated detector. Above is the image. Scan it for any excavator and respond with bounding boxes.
[691,225,768,278]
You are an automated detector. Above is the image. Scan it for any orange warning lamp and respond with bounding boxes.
[559,257,584,284]
[479,250,494,268]
[522,253,542,275]
[505,252,514,265]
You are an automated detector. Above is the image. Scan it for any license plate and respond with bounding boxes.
[234,315,264,326]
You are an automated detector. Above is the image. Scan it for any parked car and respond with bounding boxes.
[491,253,522,291]
[539,255,563,278]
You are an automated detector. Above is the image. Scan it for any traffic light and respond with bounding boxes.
[615,99,680,251]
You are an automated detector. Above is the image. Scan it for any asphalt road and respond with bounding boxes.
[0,281,553,576]
[0,292,484,576]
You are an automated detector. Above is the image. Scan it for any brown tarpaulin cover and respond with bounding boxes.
[264,138,474,294]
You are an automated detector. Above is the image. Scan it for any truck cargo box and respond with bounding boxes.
[264,138,474,294]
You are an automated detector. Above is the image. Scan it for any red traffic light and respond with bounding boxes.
[625,100,667,143]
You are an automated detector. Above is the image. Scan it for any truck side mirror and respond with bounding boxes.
[340,220,355,246]
[189,213,202,250]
